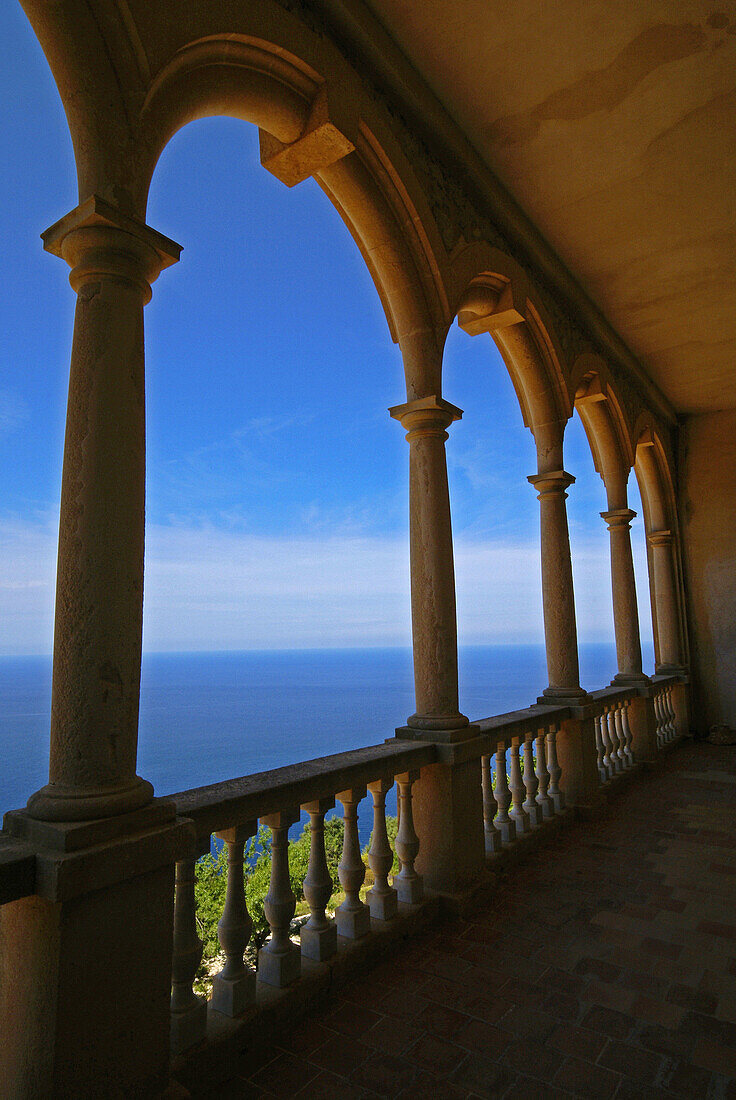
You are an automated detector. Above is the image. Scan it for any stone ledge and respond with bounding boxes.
[1,811,194,903]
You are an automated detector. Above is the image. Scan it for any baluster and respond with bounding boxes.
[666,686,677,741]
[611,703,625,770]
[607,707,623,773]
[594,714,607,782]
[534,729,553,818]
[654,691,664,747]
[336,787,371,938]
[211,822,257,1016]
[258,810,301,988]
[300,798,338,961]
[366,778,398,921]
[394,770,424,902]
[522,733,541,826]
[600,707,614,778]
[508,739,531,836]
[481,754,502,854]
[620,700,635,765]
[494,744,516,844]
[545,727,565,812]
[613,705,628,770]
[171,850,209,1053]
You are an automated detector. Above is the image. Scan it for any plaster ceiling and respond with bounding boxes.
[366,0,736,415]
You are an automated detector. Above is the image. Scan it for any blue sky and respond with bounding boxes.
[0,5,653,658]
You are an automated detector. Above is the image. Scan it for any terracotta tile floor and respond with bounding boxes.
[207,741,736,1099]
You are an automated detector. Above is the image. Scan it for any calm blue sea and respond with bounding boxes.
[0,644,652,840]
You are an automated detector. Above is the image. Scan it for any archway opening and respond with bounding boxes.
[565,409,618,688]
[442,321,546,719]
[138,117,412,796]
[0,5,76,815]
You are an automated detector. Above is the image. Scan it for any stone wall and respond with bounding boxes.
[679,409,736,731]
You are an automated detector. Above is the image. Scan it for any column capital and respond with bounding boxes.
[601,507,637,529]
[528,469,575,496]
[648,529,673,547]
[42,195,181,297]
[389,395,462,440]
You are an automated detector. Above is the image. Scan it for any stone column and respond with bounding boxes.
[601,508,647,684]
[648,530,683,672]
[26,196,180,822]
[528,470,587,704]
[390,396,469,740]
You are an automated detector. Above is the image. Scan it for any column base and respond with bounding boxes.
[523,802,542,828]
[653,665,688,678]
[26,775,154,823]
[210,970,256,1017]
[496,819,516,846]
[257,944,301,988]
[367,886,398,922]
[538,688,589,706]
[336,903,371,939]
[300,922,337,962]
[612,672,651,686]
[394,873,424,905]
[396,722,480,744]
[171,997,208,1055]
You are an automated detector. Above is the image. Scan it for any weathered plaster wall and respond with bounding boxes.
[679,409,736,732]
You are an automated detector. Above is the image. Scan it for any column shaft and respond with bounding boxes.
[649,531,682,671]
[391,396,468,736]
[28,198,180,821]
[601,508,646,683]
[528,471,586,702]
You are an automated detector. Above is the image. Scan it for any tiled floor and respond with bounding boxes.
[207,741,736,1099]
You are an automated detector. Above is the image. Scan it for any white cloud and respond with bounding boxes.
[0,392,30,437]
[0,513,654,655]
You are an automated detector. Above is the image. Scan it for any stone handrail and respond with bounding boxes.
[170,740,437,839]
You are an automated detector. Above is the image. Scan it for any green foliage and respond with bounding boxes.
[193,814,348,972]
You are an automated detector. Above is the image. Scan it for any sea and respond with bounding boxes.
[0,643,653,843]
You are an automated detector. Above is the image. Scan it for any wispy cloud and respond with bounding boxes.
[0,513,653,656]
[0,392,30,437]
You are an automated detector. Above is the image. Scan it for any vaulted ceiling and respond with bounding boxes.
[367,0,736,415]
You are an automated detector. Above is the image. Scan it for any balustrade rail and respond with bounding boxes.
[589,686,636,784]
[169,740,436,1055]
[476,704,568,853]
[653,679,678,746]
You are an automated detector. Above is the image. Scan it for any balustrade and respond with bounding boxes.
[589,691,640,787]
[98,680,685,1075]
[473,710,569,859]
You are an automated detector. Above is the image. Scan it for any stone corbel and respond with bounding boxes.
[259,83,356,186]
[457,280,526,336]
[575,375,607,405]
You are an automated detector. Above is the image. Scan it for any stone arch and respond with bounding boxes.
[450,244,571,473]
[633,418,686,670]
[633,417,677,533]
[20,2,451,402]
[571,354,636,510]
